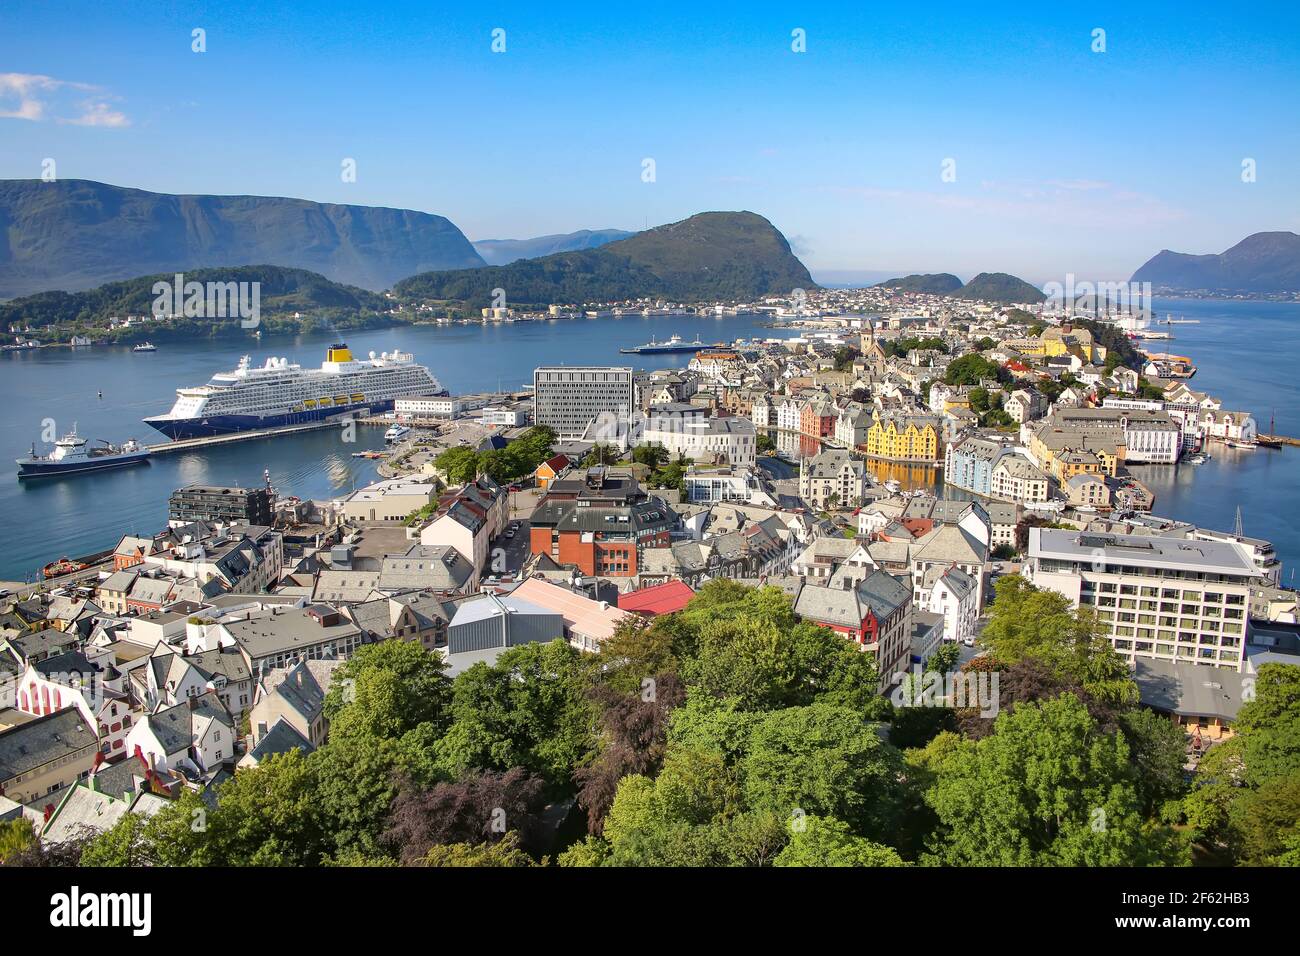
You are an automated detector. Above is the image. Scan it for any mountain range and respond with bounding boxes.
[0,179,485,299]
[0,265,392,341]
[1130,232,1300,294]
[472,229,636,266]
[396,211,815,308]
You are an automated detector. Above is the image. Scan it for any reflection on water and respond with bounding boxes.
[865,459,943,493]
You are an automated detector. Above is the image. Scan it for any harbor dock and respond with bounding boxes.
[146,419,370,454]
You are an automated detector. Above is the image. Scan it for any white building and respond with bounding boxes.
[916,566,979,645]
[396,396,469,419]
[990,454,1051,504]
[636,406,757,468]
[684,467,776,505]
[1026,528,1259,671]
[482,406,527,427]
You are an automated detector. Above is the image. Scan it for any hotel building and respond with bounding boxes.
[1026,528,1260,671]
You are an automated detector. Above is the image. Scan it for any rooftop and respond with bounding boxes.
[1031,528,1259,577]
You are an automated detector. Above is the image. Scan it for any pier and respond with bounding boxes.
[147,419,371,454]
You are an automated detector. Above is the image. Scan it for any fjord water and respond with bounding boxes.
[0,301,1296,582]
[0,312,782,581]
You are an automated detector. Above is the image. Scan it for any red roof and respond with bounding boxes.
[538,454,571,474]
[618,580,696,617]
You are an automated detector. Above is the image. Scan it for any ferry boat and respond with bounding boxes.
[384,424,412,443]
[619,334,708,354]
[17,427,151,478]
[143,344,441,440]
[133,342,157,352]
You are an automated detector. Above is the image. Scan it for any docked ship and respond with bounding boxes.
[619,334,708,354]
[133,342,157,352]
[17,427,151,478]
[143,343,442,440]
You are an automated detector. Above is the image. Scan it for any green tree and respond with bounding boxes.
[1234,663,1300,787]
[434,639,593,787]
[1120,708,1189,816]
[979,575,1136,708]
[423,831,538,867]
[740,703,909,842]
[924,694,1185,866]
[774,816,907,867]
[434,446,480,484]
[944,353,1004,387]
[202,749,328,865]
[632,443,669,468]
[1231,771,1300,866]
[0,819,36,864]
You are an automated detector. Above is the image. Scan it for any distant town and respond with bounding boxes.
[2,280,1295,874]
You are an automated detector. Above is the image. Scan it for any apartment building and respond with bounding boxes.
[865,411,941,462]
[799,448,868,509]
[168,484,274,528]
[1026,529,1259,671]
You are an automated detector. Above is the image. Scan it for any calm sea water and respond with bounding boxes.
[0,312,784,581]
[0,300,1296,582]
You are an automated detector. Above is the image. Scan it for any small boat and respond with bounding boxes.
[133,342,157,352]
[17,427,151,479]
[1224,438,1257,450]
[1189,453,1209,465]
[384,424,411,443]
[43,556,89,579]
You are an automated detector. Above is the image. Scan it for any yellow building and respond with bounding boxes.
[1040,325,1095,361]
[865,414,941,462]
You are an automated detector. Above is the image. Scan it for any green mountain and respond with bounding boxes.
[0,179,485,299]
[473,229,636,265]
[874,273,963,294]
[0,265,392,341]
[396,211,814,308]
[1130,231,1300,293]
[953,272,1046,305]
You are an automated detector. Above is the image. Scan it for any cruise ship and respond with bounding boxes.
[144,344,441,440]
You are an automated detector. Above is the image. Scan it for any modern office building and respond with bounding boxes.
[168,484,274,527]
[1026,528,1261,671]
[533,366,635,441]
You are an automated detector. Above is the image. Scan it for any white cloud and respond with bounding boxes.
[0,72,129,127]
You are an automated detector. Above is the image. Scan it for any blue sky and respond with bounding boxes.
[2,0,1297,284]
